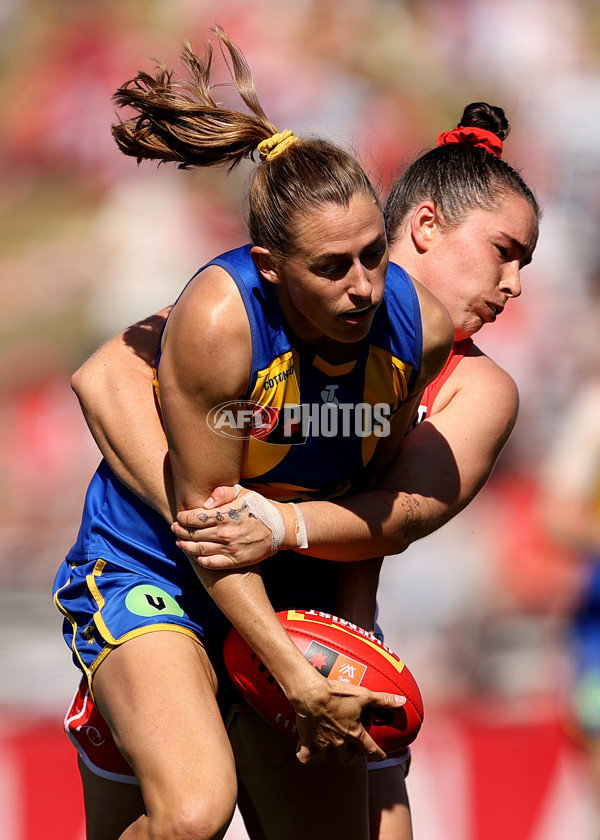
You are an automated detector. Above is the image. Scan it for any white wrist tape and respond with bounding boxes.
[244,491,286,555]
[242,493,310,554]
[290,503,309,550]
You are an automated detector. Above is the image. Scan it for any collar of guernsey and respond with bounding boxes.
[154,245,423,502]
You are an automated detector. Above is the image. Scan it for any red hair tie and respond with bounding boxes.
[437,126,503,158]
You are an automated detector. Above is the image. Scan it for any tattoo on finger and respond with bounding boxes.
[195,501,251,523]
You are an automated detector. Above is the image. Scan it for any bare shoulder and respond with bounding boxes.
[166,264,249,342]
[160,264,252,400]
[459,344,518,401]
[432,342,519,422]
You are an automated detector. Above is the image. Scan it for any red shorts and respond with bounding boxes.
[65,678,137,784]
[65,678,410,783]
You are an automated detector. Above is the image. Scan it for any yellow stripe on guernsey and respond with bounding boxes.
[241,344,414,500]
[285,609,406,676]
[362,346,413,466]
[241,349,300,480]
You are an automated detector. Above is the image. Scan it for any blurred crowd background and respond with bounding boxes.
[1,0,600,838]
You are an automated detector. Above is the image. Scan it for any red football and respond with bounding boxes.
[223,608,424,753]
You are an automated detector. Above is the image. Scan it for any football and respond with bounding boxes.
[223,608,424,753]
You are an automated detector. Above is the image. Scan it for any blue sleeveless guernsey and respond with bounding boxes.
[170,245,422,501]
[53,245,422,678]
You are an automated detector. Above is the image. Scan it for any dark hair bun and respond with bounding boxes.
[457,102,510,142]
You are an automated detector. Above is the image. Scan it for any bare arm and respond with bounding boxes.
[156,266,400,763]
[301,348,519,557]
[176,346,519,564]
[329,344,517,629]
[71,308,174,520]
[176,277,455,634]
[72,300,513,615]
[71,273,457,564]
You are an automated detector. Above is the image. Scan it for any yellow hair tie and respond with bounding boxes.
[257,129,299,161]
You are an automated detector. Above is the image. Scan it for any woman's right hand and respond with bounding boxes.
[289,672,406,765]
[172,485,294,568]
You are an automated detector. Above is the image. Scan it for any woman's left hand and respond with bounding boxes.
[172,486,275,568]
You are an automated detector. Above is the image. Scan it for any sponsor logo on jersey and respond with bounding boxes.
[321,384,340,405]
[263,364,296,390]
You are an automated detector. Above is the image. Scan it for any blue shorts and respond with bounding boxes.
[54,551,338,686]
[53,555,231,685]
[53,462,340,690]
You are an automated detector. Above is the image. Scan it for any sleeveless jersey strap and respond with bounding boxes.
[421,338,473,419]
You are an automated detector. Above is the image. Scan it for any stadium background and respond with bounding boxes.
[1,0,599,837]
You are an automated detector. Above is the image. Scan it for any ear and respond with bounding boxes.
[410,200,440,253]
[250,245,283,285]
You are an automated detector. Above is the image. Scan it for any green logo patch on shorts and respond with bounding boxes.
[125,585,185,617]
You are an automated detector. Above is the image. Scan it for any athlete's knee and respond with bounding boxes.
[148,795,236,840]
